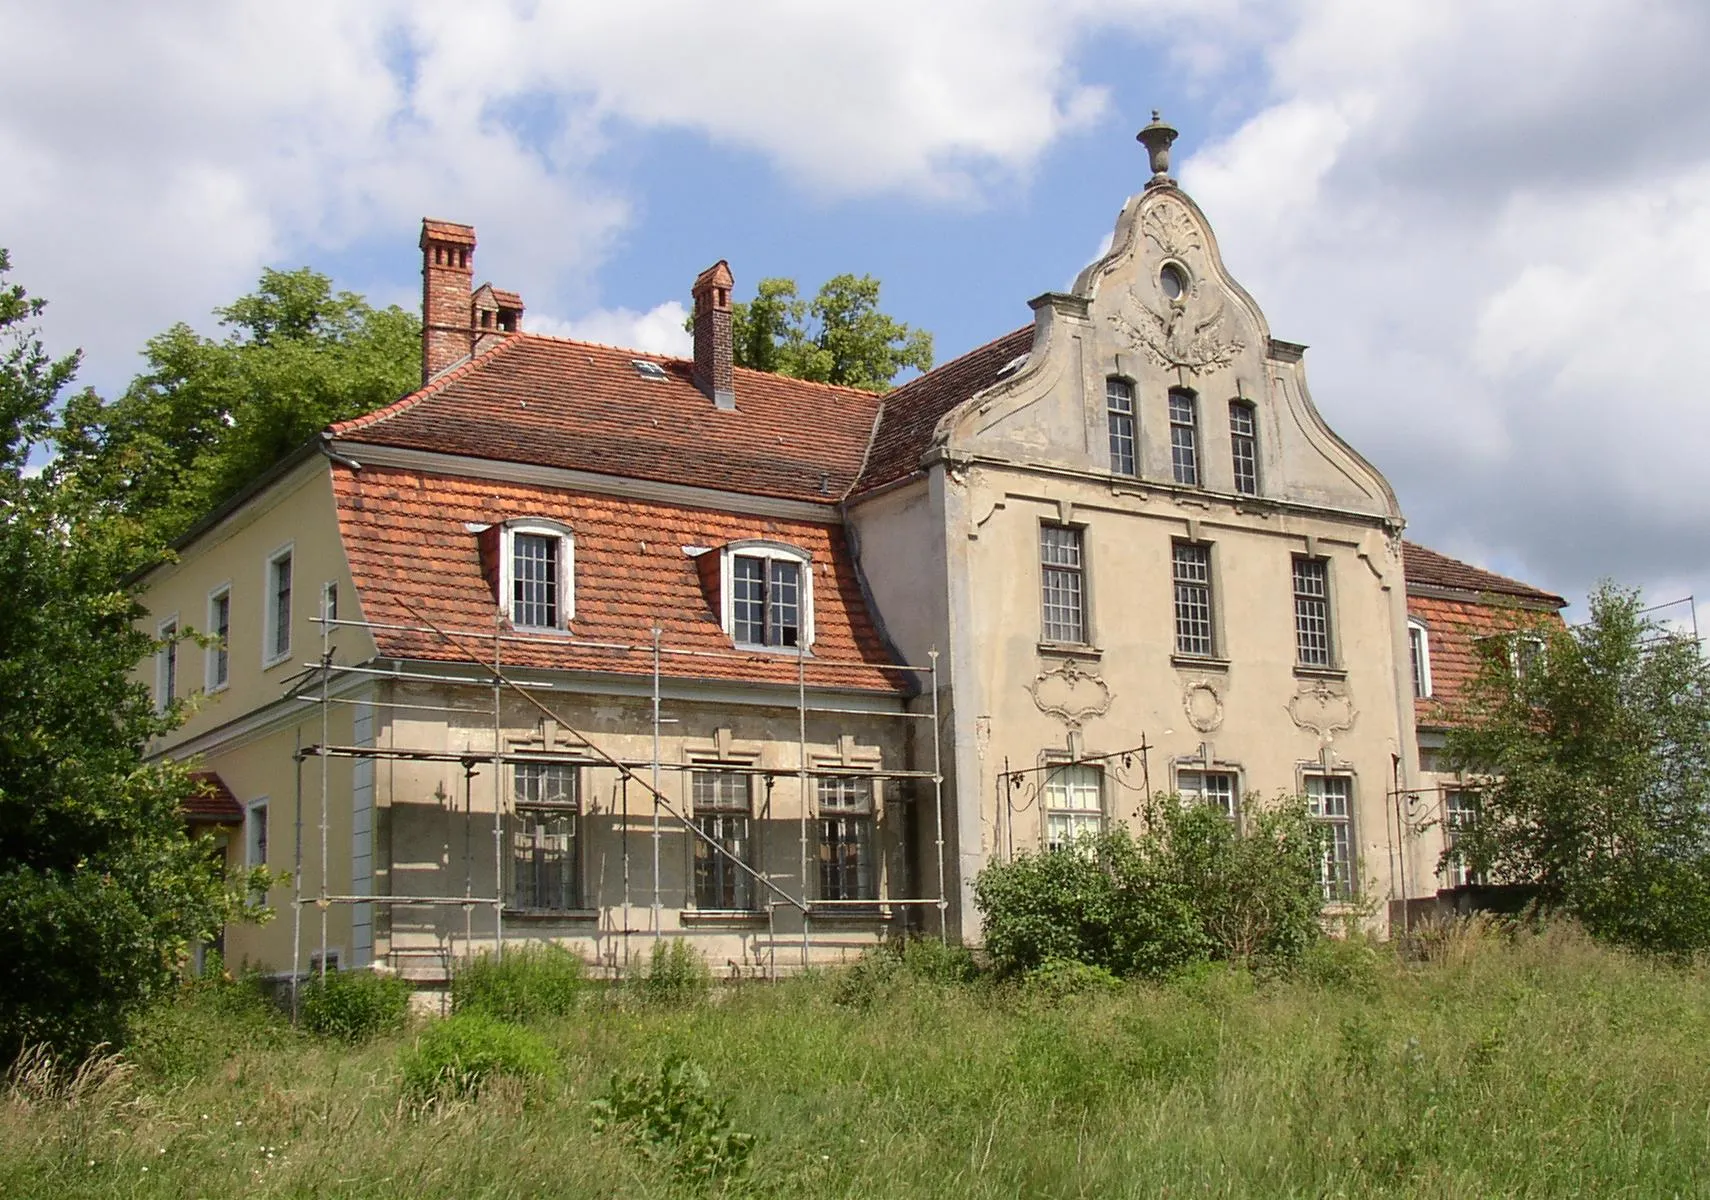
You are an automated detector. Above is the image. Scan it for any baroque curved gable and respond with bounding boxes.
[933,183,1401,524]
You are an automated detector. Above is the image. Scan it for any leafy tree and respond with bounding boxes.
[0,250,258,1059]
[723,275,933,391]
[1446,584,1710,957]
[54,268,418,556]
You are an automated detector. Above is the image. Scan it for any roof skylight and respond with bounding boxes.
[632,359,667,380]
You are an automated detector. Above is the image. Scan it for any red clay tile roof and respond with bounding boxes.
[1408,593,1561,729]
[421,219,475,245]
[854,327,1034,496]
[332,464,911,694]
[1403,541,1564,607]
[184,771,244,824]
[331,334,881,505]
[488,288,523,309]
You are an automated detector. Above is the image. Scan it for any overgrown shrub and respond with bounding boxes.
[451,945,585,1023]
[638,938,710,1006]
[833,937,979,1007]
[127,966,295,1081]
[900,936,978,984]
[298,969,412,1042]
[1022,957,1122,1001]
[398,1012,553,1099]
[973,797,1326,979]
[591,1052,755,1187]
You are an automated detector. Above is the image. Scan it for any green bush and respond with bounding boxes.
[591,1052,755,1187]
[399,1012,554,1099]
[638,938,710,1006]
[298,969,412,1042]
[1022,957,1123,1001]
[833,937,979,1007]
[451,945,585,1023]
[900,936,979,984]
[973,797,1327,979]
[127,966,295,1081]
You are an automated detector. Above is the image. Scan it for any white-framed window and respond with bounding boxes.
[720,541,812,649]
[1106,378,1136,476]
[1178,769,1238,820]
[1040,524,1087,645]
[691,770,754,910]
[1305,774,1354,901]
[1044,763,1104,852]
[320,580,339,625]
[1443,788,1481,888]
[246,798,270,870]
[1172,541,1215,657]
[263,544,293,666]
[1169,388,1199,486]
[1409,618,1432,699]
[1229,400,1259,495]
[512,762,579,910]
[1293,557,1334,668]
[155,614,179,711]
[206,586,230,691]
[818,776,876,902]
[500,519,575,630]
[1515,633,1544,682]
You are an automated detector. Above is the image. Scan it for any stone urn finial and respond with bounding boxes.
[1137,110,1179,188]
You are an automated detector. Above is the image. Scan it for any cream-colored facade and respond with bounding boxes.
[137,135,1533,980]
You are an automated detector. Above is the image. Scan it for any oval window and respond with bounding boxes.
[1160,263,1187,301]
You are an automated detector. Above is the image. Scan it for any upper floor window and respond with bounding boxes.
[1292,557,1334,668]
[264,546,293,665]
[1443,789,1481,888]
[1229,401,1259,495]
[246,798,269,869]
[207,587,230,691]
[1172,542,1215,657]
[819,776,876,902]
[721,542,811,649]
[500,520,575,630]
[1305,774,1354,901]
[1039,525,1086,645]
[1106,378,1136,476]
[1178,769,1237,820]
[1409,619,1432,698]
[1044,763,1103,852]
[156,617,178,711]
[1169,388,1199,486]
[512,762,579,910]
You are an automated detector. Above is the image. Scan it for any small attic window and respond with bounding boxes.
[995,354,1029,379]
[632,359,667,381]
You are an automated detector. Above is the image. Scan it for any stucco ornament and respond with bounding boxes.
[1183,680,1224,733]
[1287,679,1358,745]
[1028,658,1113,730]
[1108,201,1245,374]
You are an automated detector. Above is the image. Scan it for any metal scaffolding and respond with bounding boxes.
[286,604,947,1014]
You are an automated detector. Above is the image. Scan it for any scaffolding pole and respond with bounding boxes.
[492,615,504,961]
[798,640,810,969]
[318,614,330,980]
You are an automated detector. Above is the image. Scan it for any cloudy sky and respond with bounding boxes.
[4,0,1708,623]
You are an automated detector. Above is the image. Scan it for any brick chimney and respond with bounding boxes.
[420,219,477,383]
[472,283,525,356]
[691,260,735,410]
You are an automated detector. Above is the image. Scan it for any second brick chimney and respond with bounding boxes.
[420,219,477,384]
[692,261,735,410]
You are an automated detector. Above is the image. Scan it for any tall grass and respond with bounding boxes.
[4,922,1709,1197]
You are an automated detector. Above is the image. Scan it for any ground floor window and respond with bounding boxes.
[693,770,754,910]
[1443,789,1481,888]
[1044,763,1104,852]
[1177,769,1238,821]
[513,763,579,910]
[818,776,876,902]
[1305,774,1354,901]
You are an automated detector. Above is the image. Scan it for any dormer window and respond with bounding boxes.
[498,519,575,630]
[719,542,813,649]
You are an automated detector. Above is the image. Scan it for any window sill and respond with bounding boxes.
[205,681,230,696]
[510,623,575,637]
[1171,654,1229,672]
[731,642,815,657]
[808,904,888,921]
[1294,665,1348,681]
[502,907,599,921]
[679,909,769,926]
[1037,641,1101,659]
[261,652,292,671]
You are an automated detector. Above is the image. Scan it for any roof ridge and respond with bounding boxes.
[500,331,881,400]
[330,334,530,437]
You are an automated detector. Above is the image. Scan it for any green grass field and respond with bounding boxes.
[5,923,1710,1198]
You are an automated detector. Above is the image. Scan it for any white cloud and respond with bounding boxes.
[1178,0,1710,611]
[529,302,694,359]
